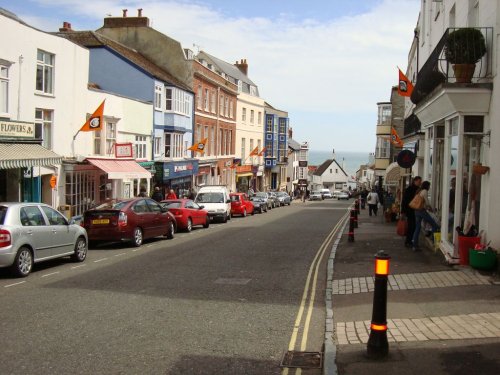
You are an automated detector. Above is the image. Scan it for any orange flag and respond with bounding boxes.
[249,146,259,157]
[80,100,105,132]
[258,147,267,156]
[398,68,414,97]
[390,127,404,147]
[188,138,207,154]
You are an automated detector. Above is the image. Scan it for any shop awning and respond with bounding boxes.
[236,172,253,178]
[86,158,151,180]
[0,143,62,169]
[384,162,402,185]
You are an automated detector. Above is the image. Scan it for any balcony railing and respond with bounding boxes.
[411,27,493,105]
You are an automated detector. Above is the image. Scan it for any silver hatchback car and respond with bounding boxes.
[0,202,88,277]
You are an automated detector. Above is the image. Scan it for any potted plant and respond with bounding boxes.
[444,28,486,83]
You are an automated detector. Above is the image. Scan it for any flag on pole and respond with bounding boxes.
[390,127,404,147]
[80,100,105,132]
[258,147,267,157]
[397,68,414,97]
[188,138,207,154]
[249,146,259,157]
[230,159,241,169]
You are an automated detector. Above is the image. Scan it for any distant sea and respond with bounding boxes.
[308,150,371,177]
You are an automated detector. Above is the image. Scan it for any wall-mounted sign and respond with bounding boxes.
[0,121,35,138]
[115,143,133,158]
[174,164,194,173]
[397,150,416,168]
[298,179,307,186]
[299,160,308,167]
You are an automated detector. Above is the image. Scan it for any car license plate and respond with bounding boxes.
[92,219,110,225]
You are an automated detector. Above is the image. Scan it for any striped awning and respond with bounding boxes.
[86,158,151,180]
[0,143,62,169]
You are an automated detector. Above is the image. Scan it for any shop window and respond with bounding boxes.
[35,108,53,149]
[65,171,96,216]
[36,50,54,94]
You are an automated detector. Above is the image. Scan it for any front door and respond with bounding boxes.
[40,206,74,256]
[19,206,52,260]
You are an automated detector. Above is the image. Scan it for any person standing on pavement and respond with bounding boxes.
[165,189,177,200]
[366,189,379,216]
[151,186,163,202]
[401,176,422,247]
[412,180,440,252]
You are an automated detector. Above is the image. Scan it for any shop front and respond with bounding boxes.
[155,159,198,198]
[236,165,253,193]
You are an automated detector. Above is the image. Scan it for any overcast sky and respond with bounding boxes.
[1,0,420,152]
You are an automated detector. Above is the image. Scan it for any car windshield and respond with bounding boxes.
[163,202,181,209]
[0,206,6,224]
[196,192,225,203]
[277,192,287,197]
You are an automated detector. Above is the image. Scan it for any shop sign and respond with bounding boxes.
[197,166,211,175]
[115,143,133,158]
[299,160,308,167]
[298,179,308,186]
[397,150,416,168]
[174,164,194,173]
[236,165,252,173]
[0,120,35,138]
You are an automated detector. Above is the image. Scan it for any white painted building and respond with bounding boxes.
[403,0,500,260]
[287,138,309,193]
[312,158,349,192]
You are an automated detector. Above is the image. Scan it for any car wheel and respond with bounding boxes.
[11,247,33,277]
[133,227,143,247]
[166,221,175,239]
[251,209,255,216]
[222,213,228,223]
[71,237,87,262]
[242,208,247,217]
[227,212,231,221]
[203,217,210,228]
[186,218,193,232]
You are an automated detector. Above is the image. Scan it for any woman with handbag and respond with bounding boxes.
[411,180,440,252]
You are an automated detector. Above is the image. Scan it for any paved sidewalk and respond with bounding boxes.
[327,208,500,375]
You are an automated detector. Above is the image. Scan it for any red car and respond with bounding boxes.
[161,199,210,232]
[83,198,175,247]
[230,193,254,217]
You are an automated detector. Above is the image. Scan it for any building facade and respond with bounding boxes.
[264,103,289,190]
[312,158,349,192]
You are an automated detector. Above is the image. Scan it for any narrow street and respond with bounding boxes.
[0,199,350,375]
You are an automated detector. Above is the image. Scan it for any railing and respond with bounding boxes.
[412,27,493,105]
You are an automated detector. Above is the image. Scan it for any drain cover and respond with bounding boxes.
[280,351,323,369]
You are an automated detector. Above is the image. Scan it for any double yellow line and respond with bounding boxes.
[282,210,349,375]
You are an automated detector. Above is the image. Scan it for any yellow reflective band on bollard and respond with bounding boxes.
[375,258,389,276]
[370,323,387,331]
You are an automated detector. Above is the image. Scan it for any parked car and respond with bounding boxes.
[161,199,209,232]
[253,192,273,210]
[83,198,175,247]
[230,193,254,217]
[309,191,323,201]
[0,202,88,277]
[320,189,333,199]
[194,185,232,222]
[249,196,268,213]
[337,191,350,200]
[276,192,291,206]
[267,192,280,208]
[332,190,342,198]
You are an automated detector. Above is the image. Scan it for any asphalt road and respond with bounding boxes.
[0,198,351,375]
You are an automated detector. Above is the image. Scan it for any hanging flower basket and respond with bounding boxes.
[473,164,489,175]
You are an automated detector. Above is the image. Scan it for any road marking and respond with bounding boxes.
[114,253,126,257]
[71,264,87,269]
[41,271,60,278]
[285,210,349,356]
[4,281,26,288]
[93,258,108,263]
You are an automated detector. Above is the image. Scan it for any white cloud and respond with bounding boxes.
[28,0,420,151]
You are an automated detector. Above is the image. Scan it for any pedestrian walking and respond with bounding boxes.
[138,187,148,197]
[165,189,177,200]
[151,186,163,202]
[401,176,422,248]
[366,189,379,216]
[412,181,440,252]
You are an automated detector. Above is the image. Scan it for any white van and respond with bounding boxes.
[194,186,232,222]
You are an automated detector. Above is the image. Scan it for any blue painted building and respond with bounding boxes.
[57,31,196,195]
[264,102,289,190]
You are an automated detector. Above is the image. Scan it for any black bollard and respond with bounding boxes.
[352,208,358,229]
[348,211,355,242]
[367,250,391,359]
[355,199,360,215]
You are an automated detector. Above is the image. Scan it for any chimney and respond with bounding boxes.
[103,9,150,28]
[235,59,248,75]
[58,21,73,32]
[288,127,293,139]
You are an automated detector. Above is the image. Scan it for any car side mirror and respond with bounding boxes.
[198,205,204,209]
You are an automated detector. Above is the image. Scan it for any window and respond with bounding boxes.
[266,116,273,132]
[197,85,202,109]
[223,130,227,155]
[219,129,223,154]
[135,135,147,159]
[211,90,216,113]
[241,138,246,160]
[36,50,54,94]
[154,137,161,156]
[154,84,163,110]
[165,88,173,110]
[41,206,67,225]
[242,108,247,122]
[94,130,102,155]
[204,125,209,141]
[210,127,215,156]
[250,110,255,124]
[219,95,224,115]
[229,100,233,118]
[196,124,202,143]
[249,139,254,157]
[20,206,45,226]
[257,140,261,157]
[375,137,390,158]
[330,169,332,173]
[165,133,171,157]
[228,130,232,154]
[250,86,257,96]
[106,122,116,155]
[224,97,229,117]
[378,105,391,125]
[258,112,262,125]
[0,65,8,113]
[35,109,53,149]
[204,88,209,111]
[265,140,273,157]
[279,118,286,134]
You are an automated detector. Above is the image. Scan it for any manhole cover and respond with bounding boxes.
[280,351,323,369]
[214,278,251,285]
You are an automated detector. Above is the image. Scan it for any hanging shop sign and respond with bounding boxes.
[115,143,133,158]
[397,150,416,169]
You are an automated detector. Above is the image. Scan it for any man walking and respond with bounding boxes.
[367,189,379,216]
[401,176,422,248]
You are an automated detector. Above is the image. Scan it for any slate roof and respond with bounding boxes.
[288,138,301,151]
[198,51,257,87]
[54,31,191,92]
[313,159,348,177]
